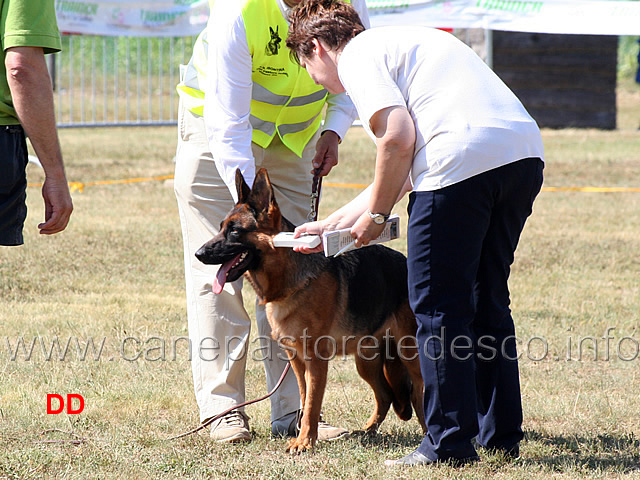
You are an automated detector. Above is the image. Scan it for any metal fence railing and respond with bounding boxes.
[49,29,501,130]
[51,35,195,128]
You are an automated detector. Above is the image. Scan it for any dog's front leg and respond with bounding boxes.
[286,350,307,412]
[286,357,328,454]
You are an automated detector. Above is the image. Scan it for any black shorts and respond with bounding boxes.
[0,124,28,246]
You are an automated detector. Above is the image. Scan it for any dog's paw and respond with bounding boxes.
[285,436,314,454]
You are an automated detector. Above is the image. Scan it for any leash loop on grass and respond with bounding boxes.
[167,362,291,441]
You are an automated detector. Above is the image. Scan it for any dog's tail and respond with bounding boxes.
[383,339,413,422]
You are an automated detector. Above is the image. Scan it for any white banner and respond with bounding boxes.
[368,0,640,35]
[55,0,640,36]
[55,0,209,36]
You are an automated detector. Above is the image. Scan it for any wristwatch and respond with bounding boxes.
[367,209,390,225]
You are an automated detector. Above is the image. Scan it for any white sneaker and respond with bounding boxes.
[317,418,349,442]
[272,410,349,441]
[209,410,251,443]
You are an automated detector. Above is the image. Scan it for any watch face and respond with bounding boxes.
[368,210,387,224]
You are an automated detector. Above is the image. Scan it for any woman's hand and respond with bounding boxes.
[349,211,386,248]
[293,220,327,253]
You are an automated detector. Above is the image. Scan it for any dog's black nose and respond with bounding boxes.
[195,246,207,263]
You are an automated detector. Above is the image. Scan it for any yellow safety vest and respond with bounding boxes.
[177,0,338,157]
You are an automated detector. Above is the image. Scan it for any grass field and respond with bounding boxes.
[1,81,640,479]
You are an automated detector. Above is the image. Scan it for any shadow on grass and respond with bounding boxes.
[347,429,640,473]
[523,430,640,472]
[350,429,425,451]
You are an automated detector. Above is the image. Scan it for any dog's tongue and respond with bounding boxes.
[212,255,240,294]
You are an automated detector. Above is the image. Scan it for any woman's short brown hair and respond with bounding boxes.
[286,0,365,64]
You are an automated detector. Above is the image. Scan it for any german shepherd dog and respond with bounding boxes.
[195,168,426,453]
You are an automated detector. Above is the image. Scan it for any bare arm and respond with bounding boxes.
[294,106,414,252]
[6,46,72,234]
[342,105,414,247]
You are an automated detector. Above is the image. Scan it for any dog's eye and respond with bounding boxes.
[228,225,244,239]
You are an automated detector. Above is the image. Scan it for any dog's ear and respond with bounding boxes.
[235,168,251,204]
[249,168,281,225]
[249,168,274,213]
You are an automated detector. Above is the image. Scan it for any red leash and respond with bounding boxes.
[168,362,291,440]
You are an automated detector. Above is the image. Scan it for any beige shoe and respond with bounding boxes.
[271,410,349,442]
[209,410,251,443]
[317,418,349,442]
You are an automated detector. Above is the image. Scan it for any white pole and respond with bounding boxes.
[484,28,494,69]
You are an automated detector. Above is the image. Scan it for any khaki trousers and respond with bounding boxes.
[174,104,317,423]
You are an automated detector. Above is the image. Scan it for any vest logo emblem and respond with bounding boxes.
[265,26,282,56]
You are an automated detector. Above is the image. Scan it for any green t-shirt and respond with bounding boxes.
[0,0,61,125]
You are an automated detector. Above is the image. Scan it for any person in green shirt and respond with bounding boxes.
[1,0,72,246]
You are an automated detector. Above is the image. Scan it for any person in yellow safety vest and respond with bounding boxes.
[174,0,370,444]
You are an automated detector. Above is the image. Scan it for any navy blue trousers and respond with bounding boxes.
[0,125,28,246]
[407,157,544,461]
